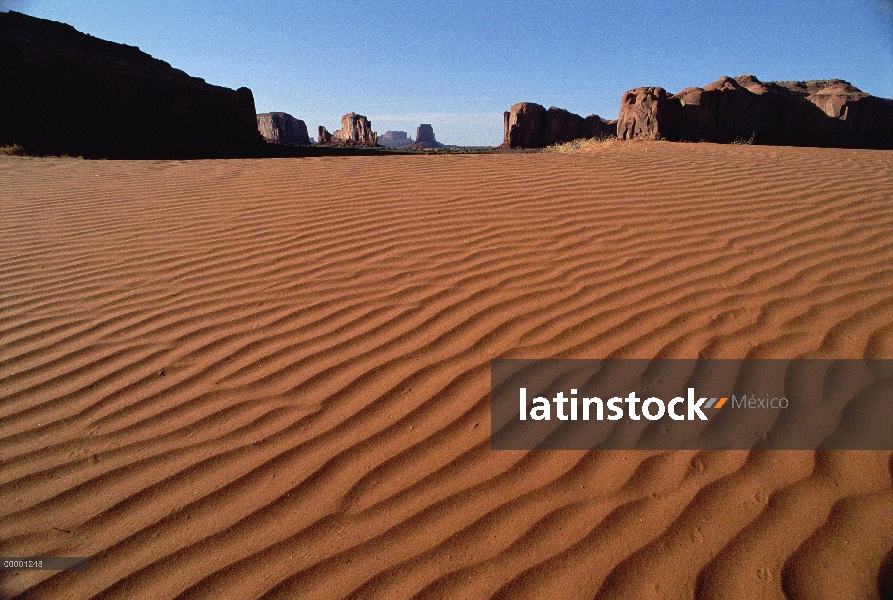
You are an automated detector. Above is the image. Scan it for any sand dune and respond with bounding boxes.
[1,142,892,599]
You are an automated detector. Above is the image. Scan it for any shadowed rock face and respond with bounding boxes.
[618,75,893,149]
[0,11,263,158]
[318,126,333,144]
[502,103,547,148]
[415,124,436,143]
[502,103,615,148]
[546,107,615,145]
[257,113,310,145]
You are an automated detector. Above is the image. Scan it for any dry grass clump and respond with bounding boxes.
[629,132,664,142]
[0,144,25,156]
[545,136,618,153]
[731,133,756,145]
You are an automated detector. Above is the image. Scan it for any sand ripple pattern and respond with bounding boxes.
[1,143,892,599]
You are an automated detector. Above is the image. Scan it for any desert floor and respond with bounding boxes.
[1,142,892,599]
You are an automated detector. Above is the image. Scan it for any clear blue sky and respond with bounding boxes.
[7,0,893,146]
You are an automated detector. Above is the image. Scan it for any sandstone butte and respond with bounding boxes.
[316,113,378,147]
[256,113,311,146]
[378,125,447,149]
[0,11,263,159]
[410,124,445,149]
[378,131,413,148]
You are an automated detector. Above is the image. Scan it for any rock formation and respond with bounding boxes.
[257,112,310,145]
[330,113,377,146]
[416,124,436,144]
[315,113,378,146]
[379,131,413,148]
[0,11,263,158]
[779,78,893,149]
[502,103,547,148]
[502,103,615,148]
[546,108,615,145]
[617,75,893,149]
[616,87,680,141]
[410,123,445,149]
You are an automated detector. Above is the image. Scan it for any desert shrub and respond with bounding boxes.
[0,144,24,156]
[545,136,619,153]
[634,132,663,141]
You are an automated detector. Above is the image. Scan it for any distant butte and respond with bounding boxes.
[379,131,413,148]
[317,113,378,147]
[410,124,444,149]
[257,112,310,146]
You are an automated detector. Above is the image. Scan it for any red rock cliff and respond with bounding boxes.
[257,113,310,145]
[502,103,615,148]
[617,75,893,149]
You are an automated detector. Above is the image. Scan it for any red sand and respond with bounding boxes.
[1,142,892,599]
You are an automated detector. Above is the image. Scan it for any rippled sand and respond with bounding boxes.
[1,142,892,599]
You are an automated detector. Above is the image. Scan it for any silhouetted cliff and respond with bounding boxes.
[0,11,264,158]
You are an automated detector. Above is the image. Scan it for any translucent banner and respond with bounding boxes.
[491,359,893,450]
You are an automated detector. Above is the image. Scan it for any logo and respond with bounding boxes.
[518,388,727,421]
[491,358,892,450]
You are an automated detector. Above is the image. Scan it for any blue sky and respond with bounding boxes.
[8,0,893,146]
